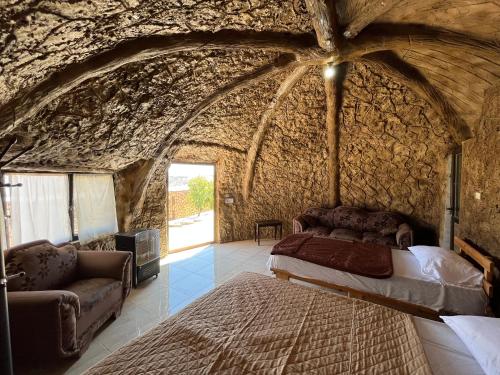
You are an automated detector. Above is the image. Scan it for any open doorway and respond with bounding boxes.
[167,162,215,252]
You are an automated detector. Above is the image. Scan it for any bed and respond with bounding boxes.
[268,236,494,320]
[84,272,490,375]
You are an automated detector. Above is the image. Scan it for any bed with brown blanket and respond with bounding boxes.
[85,272,432,375]
[269,235,492,319]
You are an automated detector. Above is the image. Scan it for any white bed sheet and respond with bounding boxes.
[413,316,485,375]
[267,249,488,315]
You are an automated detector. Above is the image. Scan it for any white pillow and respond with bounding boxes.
[408,245,483,287]
[441,315,500,375]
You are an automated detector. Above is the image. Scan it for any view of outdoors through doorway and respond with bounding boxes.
[167,163,215,252]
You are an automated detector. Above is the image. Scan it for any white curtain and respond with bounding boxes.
[9,174,72,246]
[74,174,118,244]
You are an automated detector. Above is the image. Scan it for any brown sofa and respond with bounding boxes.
[293,206,413,249]
[5,240,132,361]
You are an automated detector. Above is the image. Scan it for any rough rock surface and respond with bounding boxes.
[10,49,281,170]
[0,0,497,259]
[340,63,454,232]
[133,65,453,249]
[0,0,311,106]
[459,84,500,257]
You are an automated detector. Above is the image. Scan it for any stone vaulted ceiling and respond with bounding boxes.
[0,0,498,172]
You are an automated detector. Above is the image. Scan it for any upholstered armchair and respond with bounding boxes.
[5,240,131,361]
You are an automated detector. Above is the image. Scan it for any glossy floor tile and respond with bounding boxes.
[18,239,278,375]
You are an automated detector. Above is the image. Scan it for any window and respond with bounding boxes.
[1,173,118,248]
[3,174,72,247]
[74,174,118,244]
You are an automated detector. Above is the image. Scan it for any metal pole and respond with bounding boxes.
[0,171,13,375]
[0,247,14,375]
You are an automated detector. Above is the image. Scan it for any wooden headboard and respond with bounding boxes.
[454,236,495,298]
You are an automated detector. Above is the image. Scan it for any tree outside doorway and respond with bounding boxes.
[168,163,215,252]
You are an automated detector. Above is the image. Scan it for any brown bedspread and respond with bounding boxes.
[271,233,394,278]
[84,272,431,375]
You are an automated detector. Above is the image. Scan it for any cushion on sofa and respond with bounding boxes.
[333,206,367,232]
[365,211,403,235]
[304,226,332,237]
[362,232,396,247]
[6,242,78,291]
[330,228,362,242]
[66,278,122,339]
[305,207,335,228]
[301,214,320,227]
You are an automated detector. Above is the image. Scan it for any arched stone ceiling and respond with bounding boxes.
[0,0,498,173]
[0,0,311,105]
[336,0,500,130]
[10,49,283,170]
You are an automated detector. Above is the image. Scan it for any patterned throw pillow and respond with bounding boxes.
[6,243,78,292]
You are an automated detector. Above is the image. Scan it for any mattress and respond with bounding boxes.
[267,249,488,315]
[413,317,485,375]
[84,272,432,374]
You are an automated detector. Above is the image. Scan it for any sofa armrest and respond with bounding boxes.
[77,250,132,298]
[293,215,309,234]
[396,223,413,249]
[8,290,80,359]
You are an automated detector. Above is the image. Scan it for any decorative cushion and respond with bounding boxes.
[6,242,78,291]
[329,228,362,242]
[304,226,332,237]
[333,206,367,232]
[362,232,396,247]
[305,207,334,228]
[364,211,403,235]
[301,214,319,228]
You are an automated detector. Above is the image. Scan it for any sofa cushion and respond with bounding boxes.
[304,226,332,237]
[330,228,362,242]
[301,214,320,228]
[333,206,368,232]
[365,211,403,235]
[6,242,78,292]
[305,207,334,228]
[362,232,396,247]
[66,278,122,340]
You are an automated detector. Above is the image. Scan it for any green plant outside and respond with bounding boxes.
[187,176,214,215]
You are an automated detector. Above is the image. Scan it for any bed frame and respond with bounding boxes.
[271,236,495,321]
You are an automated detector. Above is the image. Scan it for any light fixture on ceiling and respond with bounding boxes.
[324,64,335,79]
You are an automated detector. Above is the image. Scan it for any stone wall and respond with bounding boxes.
[130,64,454,248]
[339,63,454,242]
[0,0,311,107]
[459,84,500,258]
[10,49,281,170]
[129,158,169,253]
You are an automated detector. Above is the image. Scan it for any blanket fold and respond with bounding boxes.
[271,233,393,278]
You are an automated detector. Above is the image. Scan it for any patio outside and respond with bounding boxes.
[168,163,215,252]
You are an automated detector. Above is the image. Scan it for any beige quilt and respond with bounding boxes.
[85,272,432,374]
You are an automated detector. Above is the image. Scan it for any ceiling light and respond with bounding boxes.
[324,64,335,79]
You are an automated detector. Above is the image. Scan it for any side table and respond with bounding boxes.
[255,220,283,245]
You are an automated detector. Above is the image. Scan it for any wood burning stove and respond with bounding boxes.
[115,229,160,287]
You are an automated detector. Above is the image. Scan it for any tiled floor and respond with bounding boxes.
[23,239,279,375]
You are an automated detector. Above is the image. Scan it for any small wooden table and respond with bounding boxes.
[255,220,283,245]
